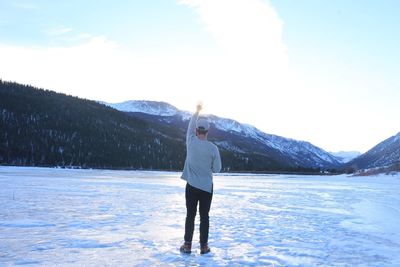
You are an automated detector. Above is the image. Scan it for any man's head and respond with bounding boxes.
[196,118,210,137]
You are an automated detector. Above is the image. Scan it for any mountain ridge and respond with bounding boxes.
[348,132,400,170]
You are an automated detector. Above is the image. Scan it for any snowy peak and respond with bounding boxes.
[207,116,266,142]
[106,100,179,116]
[331,151,361,163]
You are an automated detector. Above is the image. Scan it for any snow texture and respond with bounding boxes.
[1,167,399,266]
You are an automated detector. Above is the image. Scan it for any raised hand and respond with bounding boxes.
[196,102,202,113]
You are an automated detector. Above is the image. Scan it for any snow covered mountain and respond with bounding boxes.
[348,132,400,169]
[106,100,180,116]
[207,115,340,168]
[105,100,341,170]
[331,151,361,163]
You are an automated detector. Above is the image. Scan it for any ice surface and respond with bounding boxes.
[1,167,400,266]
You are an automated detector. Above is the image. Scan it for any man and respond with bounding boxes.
[180,104,222,254]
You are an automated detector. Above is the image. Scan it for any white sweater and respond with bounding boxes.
[181,112,222,193]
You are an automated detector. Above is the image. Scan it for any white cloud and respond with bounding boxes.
[180,0,287,65]
[0,36,216,105]
[0,37,130,100]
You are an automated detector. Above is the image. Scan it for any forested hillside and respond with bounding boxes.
[0,80,185,169]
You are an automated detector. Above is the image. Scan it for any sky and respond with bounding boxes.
[0,0,399,153]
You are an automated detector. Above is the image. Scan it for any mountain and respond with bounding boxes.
[330,151,361,163]
[105,100,341,171]
[348,132,400,170]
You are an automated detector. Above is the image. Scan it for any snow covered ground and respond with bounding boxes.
[1,167,399,266]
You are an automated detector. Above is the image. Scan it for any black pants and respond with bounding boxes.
[184,183,213,244]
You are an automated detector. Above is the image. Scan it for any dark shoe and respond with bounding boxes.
[200,243,210,254]
[180,241,192,254]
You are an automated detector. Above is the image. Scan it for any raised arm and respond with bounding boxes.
[186,104,202,144]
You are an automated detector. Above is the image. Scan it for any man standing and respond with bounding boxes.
[180,104,222,254]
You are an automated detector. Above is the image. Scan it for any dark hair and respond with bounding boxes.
[197,127,208,135]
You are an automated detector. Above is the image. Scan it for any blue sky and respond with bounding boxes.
[0,0,399,153]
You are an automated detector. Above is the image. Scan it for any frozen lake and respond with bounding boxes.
[1,167,400,266]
